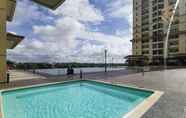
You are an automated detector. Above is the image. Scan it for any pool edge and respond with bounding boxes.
[0,93,3,118]
[123,91,163,118]
[86,79,164,118]
[0,79,163,118]
[0,79,83,118]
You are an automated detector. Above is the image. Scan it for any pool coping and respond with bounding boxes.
[0,79,163,118]
[87,80,163,118]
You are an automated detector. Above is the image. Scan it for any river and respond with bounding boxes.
[35,67,126,76]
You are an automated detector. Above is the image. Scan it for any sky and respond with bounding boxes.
[7,0,132,63]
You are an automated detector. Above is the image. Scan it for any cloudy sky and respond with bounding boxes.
[7,0,132,63]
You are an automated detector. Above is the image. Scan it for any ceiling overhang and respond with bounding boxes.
[7,32,24,49]
[32,0,66,10]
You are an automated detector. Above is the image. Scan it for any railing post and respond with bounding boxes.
[80,69,83,80]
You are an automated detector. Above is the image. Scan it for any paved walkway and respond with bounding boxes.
[9,70,46,81]
[1,69,186,118]
[91,69,186,118]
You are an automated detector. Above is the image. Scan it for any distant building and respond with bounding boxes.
[127,0,186,65]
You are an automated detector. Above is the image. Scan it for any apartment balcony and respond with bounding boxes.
[142,36,149,39]
[168,47,179,54]
[179,30,186,35]
[153,50,163,56]
[152,37,164,42]
[142,36,150,40]
[142,44,149,50]
[142,29,150,33]
[133,25,141,29]
[153,55,164,58]
[142,51,149,55]
[142,49,150,54]
[169,45,178,49]
[168,52,179,55]
[142,39,149,43]
[125,55,149,66]
[142,42,149,45]
[152,30,180,40]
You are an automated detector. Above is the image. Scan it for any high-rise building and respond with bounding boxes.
[130,0,186,65]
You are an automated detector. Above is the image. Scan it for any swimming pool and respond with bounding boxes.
[0,80,163,118]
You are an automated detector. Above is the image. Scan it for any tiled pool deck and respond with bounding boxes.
[1,69,186,118]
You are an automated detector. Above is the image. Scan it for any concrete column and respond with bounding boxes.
[0,0,7,82]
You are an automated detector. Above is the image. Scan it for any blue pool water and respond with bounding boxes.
[1,80,153,118]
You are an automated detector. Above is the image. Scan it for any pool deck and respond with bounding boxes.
[1,69,186,118]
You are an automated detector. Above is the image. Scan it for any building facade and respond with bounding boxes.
[131,0,186,65]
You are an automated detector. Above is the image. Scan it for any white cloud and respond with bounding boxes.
[106,0,133,34]
[9,17,131,63]
[79,30,131,56]
[107,0,132,19]
[8,0,132,63]
[7,0,53,28]
[52,0,104,23]
[33,17,85,48]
